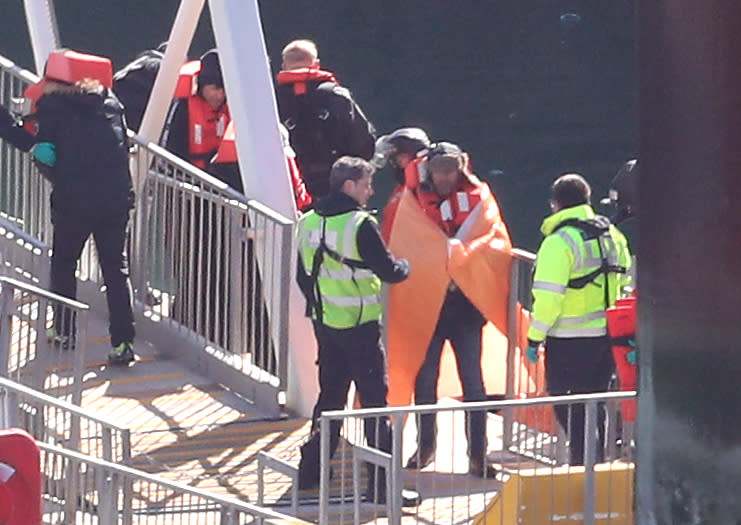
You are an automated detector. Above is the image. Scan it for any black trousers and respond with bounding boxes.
[50,212,135,347]
[413,324,488,460]
[299,320,391,495]
[545,335,614,465]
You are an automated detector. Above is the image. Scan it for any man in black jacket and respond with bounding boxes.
[276,40,375,200]
[112,42,167,132]
[0,72,136,365]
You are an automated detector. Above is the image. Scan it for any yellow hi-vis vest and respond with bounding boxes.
[528,204,632,342]
[297,209,382,329]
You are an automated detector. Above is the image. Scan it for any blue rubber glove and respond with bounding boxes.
[33,142,56,167]
[626,349,637,365]
[526,342,540,364]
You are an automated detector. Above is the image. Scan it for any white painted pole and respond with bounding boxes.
[23,0,60,74]
[209,0,318,417]
[137,0,206,145]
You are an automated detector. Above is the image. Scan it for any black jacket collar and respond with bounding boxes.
[314,192,362,217]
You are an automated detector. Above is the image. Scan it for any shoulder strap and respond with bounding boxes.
[305,215,372,322]
[554,215,611,239]
[554,215,626,294]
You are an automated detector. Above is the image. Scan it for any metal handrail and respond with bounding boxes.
[317,391,637,525]
[38,441,311,524]
[0,53,295,415]
[0,275,88,311]
[0,375,131,463]
[320,390,636,421]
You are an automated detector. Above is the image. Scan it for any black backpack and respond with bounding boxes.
[276,80,345,173]
[553,216,627,300]
[113,49,164,131]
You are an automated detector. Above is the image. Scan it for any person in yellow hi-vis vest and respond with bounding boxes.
[295,156,421,507]
[526,173,632,465]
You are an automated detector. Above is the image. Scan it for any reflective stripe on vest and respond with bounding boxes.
[298,210,382,329]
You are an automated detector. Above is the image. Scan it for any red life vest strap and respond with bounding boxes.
[276,68,338,96]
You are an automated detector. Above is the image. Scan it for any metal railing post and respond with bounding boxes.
[390,412,404,525]
[319,415,331,525]
[0,282,14,376]
[228,206,244,356]
[277,221,292,386]
[503,255,520,448]
[583,400,597,525]
[97,467,118,523]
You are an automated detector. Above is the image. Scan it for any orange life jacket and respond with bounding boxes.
[405,157,485,237]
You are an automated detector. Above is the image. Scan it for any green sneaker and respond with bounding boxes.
[108,341,135,366]
[46,326,74,350]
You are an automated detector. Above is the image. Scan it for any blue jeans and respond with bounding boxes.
[413,324,487,459]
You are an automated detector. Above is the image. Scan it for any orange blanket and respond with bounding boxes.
[386,186,541,406]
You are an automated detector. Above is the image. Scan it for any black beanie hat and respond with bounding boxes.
[198,49,223,89]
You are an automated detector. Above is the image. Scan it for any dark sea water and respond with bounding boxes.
[1,0,635,251]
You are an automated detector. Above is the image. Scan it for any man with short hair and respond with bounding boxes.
[276,39,375,199]
[295,156,419,506]
[526,173,632,465]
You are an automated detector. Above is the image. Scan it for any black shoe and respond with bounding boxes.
[367,488,422,507]
[297,470,319,491]
[469,458,499,479]
[405,447,435,469]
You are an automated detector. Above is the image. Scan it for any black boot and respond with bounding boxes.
[365,464,422,506]
[297,439,321,490]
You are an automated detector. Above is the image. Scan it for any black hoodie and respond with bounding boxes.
[35,82,134,219]
[296,191,409,306]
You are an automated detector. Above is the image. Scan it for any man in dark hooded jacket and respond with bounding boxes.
[113,42,167,132]
[0,69,136,365]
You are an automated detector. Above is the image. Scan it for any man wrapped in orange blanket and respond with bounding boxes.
[385,141,518,478]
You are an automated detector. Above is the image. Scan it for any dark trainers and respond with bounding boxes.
[108,342,136,365]
[405,447,435,470]
[469,458,499,479]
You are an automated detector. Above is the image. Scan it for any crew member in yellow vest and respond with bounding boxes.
[295,156,420,507]
[526,173,632,465]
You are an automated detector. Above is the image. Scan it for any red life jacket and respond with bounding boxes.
[405,157,485,237]
[172,60,230,169]
[22,49,114,133]
[606,294,638,422]
[182,95,229,169]
[0,429,41,525]
[275,68,338,95]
